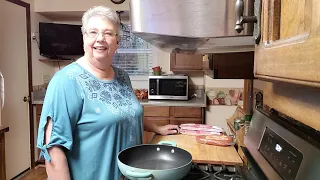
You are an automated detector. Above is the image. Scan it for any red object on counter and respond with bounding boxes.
[179,123,224,132]
[180,129,222,136]
[196,135,234,146]
[134,89,148,100]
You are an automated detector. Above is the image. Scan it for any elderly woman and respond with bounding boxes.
[37,6,180,180]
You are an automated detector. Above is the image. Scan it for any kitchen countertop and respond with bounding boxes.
[139,96,206,107]
[32,100,44,105]
[150,134,243,166]
[33,95,207,107]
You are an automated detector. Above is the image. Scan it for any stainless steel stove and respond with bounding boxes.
[243,108,320,180]
[119,163,244,180]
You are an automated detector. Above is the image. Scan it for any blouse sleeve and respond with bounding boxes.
[36,73,83,162]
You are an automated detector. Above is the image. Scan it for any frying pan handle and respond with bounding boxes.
[158,141,177,147]
[126,170,152,178]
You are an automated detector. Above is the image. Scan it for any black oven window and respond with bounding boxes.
[159,79,187,96]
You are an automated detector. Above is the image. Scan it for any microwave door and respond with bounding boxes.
[158,79,188,100]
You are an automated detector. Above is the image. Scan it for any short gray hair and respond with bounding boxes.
[81,6,121,36]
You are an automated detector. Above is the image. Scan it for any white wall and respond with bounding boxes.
[35,0,129,12]
[26,0,56,86]
[205,79,266,133]
[206,106,238,134]
[204,75,244,133]
[254,79,265,90]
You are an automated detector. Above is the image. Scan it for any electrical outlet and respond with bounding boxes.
[32,31,36,40]
[43,74,50,84]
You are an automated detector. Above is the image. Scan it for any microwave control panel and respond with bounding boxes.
[149,79,157,95]
[258,127,303,180]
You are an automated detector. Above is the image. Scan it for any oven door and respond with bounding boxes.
[240,146,268,180]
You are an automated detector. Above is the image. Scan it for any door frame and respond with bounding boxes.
[6,0,35,168]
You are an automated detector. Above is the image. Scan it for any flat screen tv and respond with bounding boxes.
[39,22,84,58]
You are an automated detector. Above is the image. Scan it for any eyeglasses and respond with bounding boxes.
[85,29,117,39]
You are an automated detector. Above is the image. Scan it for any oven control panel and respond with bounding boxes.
[258,127,303,180]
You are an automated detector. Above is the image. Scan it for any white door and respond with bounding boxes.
[0,1,31,179]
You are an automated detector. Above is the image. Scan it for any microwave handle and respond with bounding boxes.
[156,79,159,95]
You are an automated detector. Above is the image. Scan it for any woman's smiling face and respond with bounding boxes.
[83,16,119,66]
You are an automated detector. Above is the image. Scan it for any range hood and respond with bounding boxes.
[129,0,257,53]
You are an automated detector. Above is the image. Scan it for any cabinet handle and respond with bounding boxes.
[235,0,262,44]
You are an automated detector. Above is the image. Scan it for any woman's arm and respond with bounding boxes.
[44,118,71,180]
[143,120,180,135]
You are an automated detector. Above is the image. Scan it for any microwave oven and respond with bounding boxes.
[148,75,188,100]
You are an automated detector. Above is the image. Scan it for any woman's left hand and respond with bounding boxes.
[157,124,180,135]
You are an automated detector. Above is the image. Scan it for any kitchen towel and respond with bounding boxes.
[0,71,4,109]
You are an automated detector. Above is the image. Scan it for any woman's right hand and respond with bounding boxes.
[157,124,180,135]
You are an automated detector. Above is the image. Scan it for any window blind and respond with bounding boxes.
[112,24,152,76]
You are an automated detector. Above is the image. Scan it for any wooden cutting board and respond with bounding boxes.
[150,134,243,166]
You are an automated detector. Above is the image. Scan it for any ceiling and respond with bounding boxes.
[38,10,130,21]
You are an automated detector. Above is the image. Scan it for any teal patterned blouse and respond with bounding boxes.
[36,62,144,180]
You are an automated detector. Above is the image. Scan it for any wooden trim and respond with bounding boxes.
[39,59,75,62]
[0,133,6,180]
[7,0,29,7]
[10,168,30,180]
[256,74,320,88]
[170,118,203,122]
[267,0,281,41]
[243,80,248,113]
[0,126,9,134]
[201,107,205,124]
[6,0,35,168]
[243,80,254,115]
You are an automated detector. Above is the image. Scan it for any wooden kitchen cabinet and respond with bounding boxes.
[144,117,170,126]
[143,106,170,117]
[143,106,205,125]
[170,107,202,118]
[0,126,9,180]
[142,106,205,143]
[36,104,43,125]
[171,51,255,79]
[254,0,320,87]
[170,52,203,71]
[210,52,254,79]
[35,104,44,164]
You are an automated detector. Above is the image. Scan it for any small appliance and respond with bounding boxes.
[148,75,188,100]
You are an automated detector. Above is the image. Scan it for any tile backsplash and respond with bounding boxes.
[206,88,244,106]
[189,85,205,98]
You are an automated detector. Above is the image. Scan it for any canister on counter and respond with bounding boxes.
[234,118,245,131]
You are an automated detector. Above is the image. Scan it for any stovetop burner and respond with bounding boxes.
[119,163,244,180]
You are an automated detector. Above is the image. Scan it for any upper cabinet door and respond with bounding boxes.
[254,0,320,87]
[170,52,203,71]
